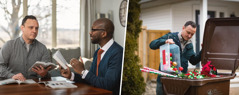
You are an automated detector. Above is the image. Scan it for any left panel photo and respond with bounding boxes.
[0,0,128,95]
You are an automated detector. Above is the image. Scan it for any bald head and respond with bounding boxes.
[93,18,114,39]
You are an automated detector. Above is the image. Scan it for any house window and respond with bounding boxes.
[56,0,80,48]
[0,0,23,47]
[28,0,80,48]
[28,0,52,47]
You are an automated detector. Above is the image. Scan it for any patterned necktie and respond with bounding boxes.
[96,49,104,76]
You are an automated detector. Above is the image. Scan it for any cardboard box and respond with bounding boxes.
[161,18,239,95]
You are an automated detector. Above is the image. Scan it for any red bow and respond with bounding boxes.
[201,61,217,77]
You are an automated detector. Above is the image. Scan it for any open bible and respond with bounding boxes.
[28,61,57,72]
[0,79,36,85]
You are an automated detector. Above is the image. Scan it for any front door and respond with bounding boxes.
[195,10,215,67]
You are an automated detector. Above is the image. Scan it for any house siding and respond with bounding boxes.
[141,5,172,30]
[140,0,239,69]
[171,1,197,69]
[96,0,126,47]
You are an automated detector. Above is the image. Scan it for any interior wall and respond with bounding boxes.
[95,0,127,47]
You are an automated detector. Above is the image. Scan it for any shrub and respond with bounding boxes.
[121,0,146,94]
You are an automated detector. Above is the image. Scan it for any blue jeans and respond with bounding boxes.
[156,81,164,95]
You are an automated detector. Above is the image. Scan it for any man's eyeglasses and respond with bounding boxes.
[91,29,105,32]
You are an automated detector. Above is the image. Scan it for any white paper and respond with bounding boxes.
[51,76,74,83]
[53,50,68,69]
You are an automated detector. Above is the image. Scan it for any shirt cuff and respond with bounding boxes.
[8,73,15,79]
[82,70,89,79]
[70,72,75,81]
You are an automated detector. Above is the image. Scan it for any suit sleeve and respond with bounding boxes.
[73,50,98,83]
[73,73,89,84]
[84,49,123,91]
[149,33,170,50]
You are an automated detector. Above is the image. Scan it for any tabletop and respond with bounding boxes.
[0,78,112,95]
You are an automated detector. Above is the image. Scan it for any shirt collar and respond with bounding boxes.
[178,32,192,45]
[20,36,36,45]
[100,38,114,52]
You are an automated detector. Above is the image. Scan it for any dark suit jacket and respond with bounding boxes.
[74,42,123,95]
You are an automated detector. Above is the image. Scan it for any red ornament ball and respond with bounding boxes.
[179,67,184,71]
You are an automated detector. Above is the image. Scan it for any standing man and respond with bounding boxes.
[149,21,201,95]
[0,15,51,81]
[59,18,123,95]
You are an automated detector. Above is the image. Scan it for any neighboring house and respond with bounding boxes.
[140,0,239,68]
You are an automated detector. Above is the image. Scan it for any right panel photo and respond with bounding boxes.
[122,0,239,95]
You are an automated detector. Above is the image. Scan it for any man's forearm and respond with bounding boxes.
[189,51,201,65]
[149,39,167,49]
[0,65,15,78]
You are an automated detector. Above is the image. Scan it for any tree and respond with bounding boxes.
[0,0,22,43]
[122,0,146,94]
[0,0,51,44]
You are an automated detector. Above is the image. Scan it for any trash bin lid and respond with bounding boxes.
[201,18,239,75]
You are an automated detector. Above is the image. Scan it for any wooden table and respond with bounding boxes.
[0,79,112,95]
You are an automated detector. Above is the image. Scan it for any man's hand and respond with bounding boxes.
[12,73,26,81]
[70,57,85,75]
[32,65,51,77]
[165,39,175,44]
[57,63,71,79]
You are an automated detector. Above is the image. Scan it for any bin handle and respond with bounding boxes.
[232,49,239,75]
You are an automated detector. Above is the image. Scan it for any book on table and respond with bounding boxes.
[0,79,36,85]
[45,81,77,89]
[0,77,77,89]
[28,61,57,72]
[38,76,77,88]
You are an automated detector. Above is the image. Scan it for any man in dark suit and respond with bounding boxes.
[59,18,123,95]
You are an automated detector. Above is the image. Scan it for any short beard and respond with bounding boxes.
[91,38,100,44]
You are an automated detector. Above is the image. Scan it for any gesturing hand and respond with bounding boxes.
[70,57,85,75]
[57,62,71,79]
[32,65,51,77]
